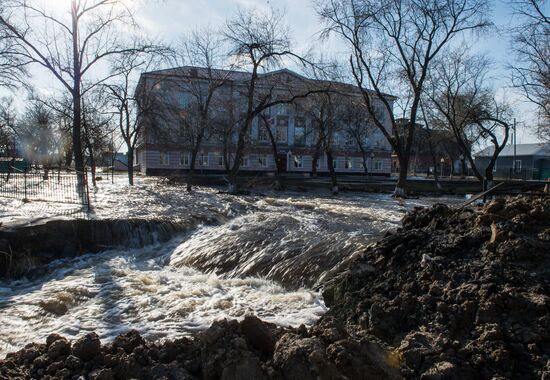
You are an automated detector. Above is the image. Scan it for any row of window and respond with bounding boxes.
[158,152,270,168]
[256,124,376,147]
[158,152,385,170]
[291,156,384,170]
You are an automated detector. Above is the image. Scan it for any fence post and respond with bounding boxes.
[23,170,29,203]
[85,169,91,212]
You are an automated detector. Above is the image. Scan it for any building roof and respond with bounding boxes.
[139,66,397,100]
[144,66,252,82]
[475,143,550,158]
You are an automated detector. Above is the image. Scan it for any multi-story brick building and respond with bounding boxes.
[134,66,395,177]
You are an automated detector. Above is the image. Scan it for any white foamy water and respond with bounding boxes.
[169,194,414,289]
[0,238,326,357]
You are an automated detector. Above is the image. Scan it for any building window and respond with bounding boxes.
[294,117,306,146]
[199,154,208,166]
[276,116,288,143]
[241,155,249,167]
[276,127,287,143]
[333,159,338,169]
[345,157,353,169]
[515,160,522,173]
[276,104,287,115]
[159,152,169,165]
[180,93,190,107]
[293,155,303,168]
[180,152,190,166]
[374,161,383,171]
[258,125,270,143]
[209,153,223,166]
[258,155,268,168]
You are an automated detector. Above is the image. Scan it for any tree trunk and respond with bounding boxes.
[485,165,494,182]
[65,146,73,168]
[311,152,319,178]
[188,148,199,193]
[73,93,84,183]
[127,147,134,186]
[326,150,338,195]
[89,150,97,189]
[394,154,409,197]
[272,154,282,190]
[227,120,251,194]
[426,131,442,191]
[457,143,483,182]
[360,149,368,176]
[311,140,322,178]
[72,3,85,188]
[265,119,281,190]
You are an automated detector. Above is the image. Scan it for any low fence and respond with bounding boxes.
[0,167,90,209]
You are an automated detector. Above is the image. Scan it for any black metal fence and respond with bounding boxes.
[0,167,90,208]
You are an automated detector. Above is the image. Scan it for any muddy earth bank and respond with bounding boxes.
[2,196,550,380]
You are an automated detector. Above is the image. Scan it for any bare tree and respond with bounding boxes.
[0,97,18,157]
[0,1,26,89]
[81,90,115,187]
[341,97,375,175]
[471,99,512,183]
[18,99,64,175]
[510,0,549,141]
[426,47,492,182]
[316,0,491,196]
[304,90,344,194]
[105,44,169,185]
[210,96,239,173]
[0,0,151,187]
[31,92,77,169]
[170,28,232,192]
[223,7,321,193]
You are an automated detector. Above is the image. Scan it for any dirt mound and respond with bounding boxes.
[2,196,549,379]
[323,196,550,379]
[0,317,399,380]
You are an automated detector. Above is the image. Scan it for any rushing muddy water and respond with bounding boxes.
[0,239,326,357]
[0,179,459,358]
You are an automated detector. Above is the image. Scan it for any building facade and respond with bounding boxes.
[135,67,395,177]
[475,143,550,180]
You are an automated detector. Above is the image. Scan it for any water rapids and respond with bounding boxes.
[0,187,451,358]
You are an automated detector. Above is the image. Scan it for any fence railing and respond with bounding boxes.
[0,167,90,209]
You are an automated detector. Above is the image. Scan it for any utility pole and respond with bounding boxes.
[513,118,517,178]
[111,130,114,184]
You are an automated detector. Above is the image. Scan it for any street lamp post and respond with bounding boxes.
[370,152,375,179]
[440,157,445,178]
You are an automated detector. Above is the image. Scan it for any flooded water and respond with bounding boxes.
[169,194,420,289]
[0,178,459,358]
[0,239,326,356]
